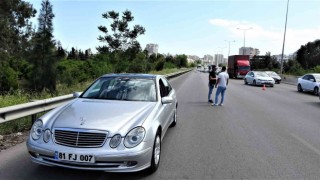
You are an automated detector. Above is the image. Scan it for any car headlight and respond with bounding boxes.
[124,127,145,148]
[31,120,43,140]
[43,129,51,143]
[109,134,122,148]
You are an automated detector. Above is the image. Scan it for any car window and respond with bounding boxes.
[159,78,170,97]
[303,75,309,80]
[308,75,315,81]
[161,77,172,94]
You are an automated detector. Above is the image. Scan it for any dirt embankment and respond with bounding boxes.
[0,130,29,152]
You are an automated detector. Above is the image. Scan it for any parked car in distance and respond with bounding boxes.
[297,73,320,95]
[244,71,275,87]
[265,71,281,84]
[27,73,178,174]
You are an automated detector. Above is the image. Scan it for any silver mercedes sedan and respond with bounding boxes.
[27,73,178,174]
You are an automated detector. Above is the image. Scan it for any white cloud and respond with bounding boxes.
[209,18,320,55]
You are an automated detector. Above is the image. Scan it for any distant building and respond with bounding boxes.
[239,47,260,57]
[273,53,295,63]
[214,54,224,66]
[203,54,214,65]
[145,44,159,56]
[187,55,200,64]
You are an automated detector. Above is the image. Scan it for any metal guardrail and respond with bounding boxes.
[0,69,192,124]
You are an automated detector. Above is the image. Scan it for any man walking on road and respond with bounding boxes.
[213,66,229,106]
[208,65,217,103]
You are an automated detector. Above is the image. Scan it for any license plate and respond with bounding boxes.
[54,151,95,163]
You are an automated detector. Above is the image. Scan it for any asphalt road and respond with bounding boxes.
[1,70,320,179]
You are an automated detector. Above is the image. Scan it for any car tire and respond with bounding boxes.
[253,80,256,86]
[298,84,303,92]
[169,108,177,127]
[244,79,248,85]
[146,131,161,174]
[313,87,319,96]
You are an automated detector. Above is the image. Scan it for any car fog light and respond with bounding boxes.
[110,134,122,148]
[43,129,51,143]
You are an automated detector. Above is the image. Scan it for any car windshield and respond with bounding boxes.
[266,71,278,76]
[256,72,269,77]
[238,66,250,71]
[81,77,157,102]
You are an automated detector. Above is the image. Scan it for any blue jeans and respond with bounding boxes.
[215,86,227,104]
[208,83,214,101]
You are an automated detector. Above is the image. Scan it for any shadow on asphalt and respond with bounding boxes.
[30,165,150,180]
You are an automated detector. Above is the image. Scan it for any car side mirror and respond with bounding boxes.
[73,92,82,98]
[161,96,173,104]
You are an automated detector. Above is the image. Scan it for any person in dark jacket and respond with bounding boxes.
[208,65,217,103]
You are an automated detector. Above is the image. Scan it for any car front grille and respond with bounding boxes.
[54,128,108,148]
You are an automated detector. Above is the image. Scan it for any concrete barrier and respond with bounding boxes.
[281,74,300,85]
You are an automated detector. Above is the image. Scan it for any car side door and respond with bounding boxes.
[306,75,316,91]
[300,75,309,90]
[158,77,175,134]
[248,72,254,84]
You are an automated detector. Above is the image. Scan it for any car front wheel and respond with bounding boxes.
[146,131,161,174]
[298,84,303,92]
[253,80,256,86]
[313,87,319,96]
[244,79,248,85]
[169,108,177,127]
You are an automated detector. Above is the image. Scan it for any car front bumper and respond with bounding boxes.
[256,81,274,86]
[27,140,153,172]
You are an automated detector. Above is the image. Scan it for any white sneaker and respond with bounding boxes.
[212,104,218,106]
[219,104,223,106]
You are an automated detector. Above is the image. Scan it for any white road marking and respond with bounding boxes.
[290,133,320,156]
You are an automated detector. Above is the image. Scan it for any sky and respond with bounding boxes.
[27,0,320,58]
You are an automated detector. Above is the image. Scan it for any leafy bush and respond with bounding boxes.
[311,65,320,73]
[0,62,19,92]
[155,59,165,71]
[164,62,176,69]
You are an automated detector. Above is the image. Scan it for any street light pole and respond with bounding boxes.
[225,40,235,57]
[280,0,290,76]
[237,27,253,55]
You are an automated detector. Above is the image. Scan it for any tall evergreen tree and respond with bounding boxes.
[28,0,57,92]
[0,0,36,92]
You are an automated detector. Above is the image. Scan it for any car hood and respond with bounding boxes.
[51,99,156,135]
[270,75,281,79]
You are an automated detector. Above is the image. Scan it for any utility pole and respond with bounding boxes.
[225,40,235,57]
[237,27,253,55]
[280,0,290,76]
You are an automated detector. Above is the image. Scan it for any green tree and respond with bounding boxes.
[0,0,36,56]
[56,41,66,59]
[296,40,320,69]
[174,54,188,68]
[0,0,36,92]
[28,0,58,93]
[128,52,147,73]
[97,10,146,53]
